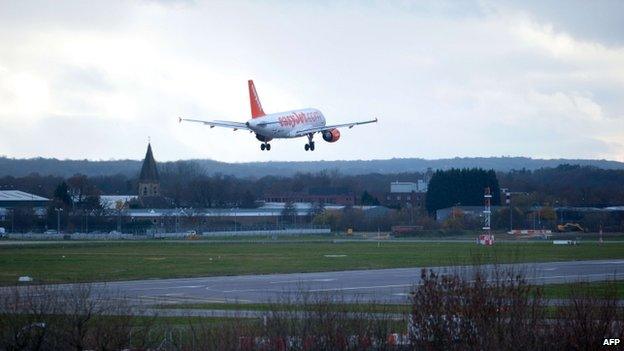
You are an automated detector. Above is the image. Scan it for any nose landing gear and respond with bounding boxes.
[260,143,271,151]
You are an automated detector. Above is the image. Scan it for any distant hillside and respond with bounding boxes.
[1,156,623,178]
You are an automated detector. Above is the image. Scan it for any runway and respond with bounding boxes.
[85,259,624,305]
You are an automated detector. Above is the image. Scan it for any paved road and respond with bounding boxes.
[73,259,623,305]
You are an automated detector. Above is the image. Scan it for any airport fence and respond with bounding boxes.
[199,227,331,237]
[5,226,331,241]
[6,233,137,240]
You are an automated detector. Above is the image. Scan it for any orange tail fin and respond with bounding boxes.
[248,80,266,118]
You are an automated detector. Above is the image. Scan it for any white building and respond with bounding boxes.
[390,180,428,193]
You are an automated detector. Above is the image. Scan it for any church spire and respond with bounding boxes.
[138,143,160,198]
[139,143,159,182]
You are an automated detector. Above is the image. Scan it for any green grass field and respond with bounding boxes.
[0,241,623,284]
[540,280,624,299]
[156,302,411,313]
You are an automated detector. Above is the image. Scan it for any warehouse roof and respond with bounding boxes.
[123,203,391,218]
[0,190,50,208]
[0,190,49,202]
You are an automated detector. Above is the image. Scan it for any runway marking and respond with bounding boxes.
[128,285,204,291]
[583,261,624,265]
[526,273,624,281]
[270,278,336,284]
[135,295,240,304]
[309,284,411,292]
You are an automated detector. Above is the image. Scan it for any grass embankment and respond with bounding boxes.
[156,302,410,314]
[540,280,624,299]
[0,241,623,284]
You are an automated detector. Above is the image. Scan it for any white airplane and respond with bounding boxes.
[179,80,378,151]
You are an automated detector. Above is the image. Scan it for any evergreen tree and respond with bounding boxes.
[53,181,72,207]
[361,191,380,205]
[425,168,501,214]
[241,190,256,208]
[308,200,325,218]
[281,201,297,224]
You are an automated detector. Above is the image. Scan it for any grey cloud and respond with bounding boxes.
[141,0,195,6]
[0,1,131,31]
[493,0,624,46]
[52,65,114,93]
[1,0,623,162]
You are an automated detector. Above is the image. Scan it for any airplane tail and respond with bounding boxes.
[248,80,266,118]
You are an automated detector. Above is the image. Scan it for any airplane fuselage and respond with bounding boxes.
[246,108,325,139]
[179,79,377,151]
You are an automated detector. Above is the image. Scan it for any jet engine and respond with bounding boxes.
[322,129,340,143]
[255,133,272,142]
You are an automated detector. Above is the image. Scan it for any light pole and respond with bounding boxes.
[117,208,122,233]
[175,208,179,233]
[85,209,95,233]
[54,208,63,234]
[506,192,512,232]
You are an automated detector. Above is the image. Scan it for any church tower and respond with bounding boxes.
[138,143,160,198]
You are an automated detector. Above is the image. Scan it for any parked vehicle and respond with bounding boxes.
[44,229,58,234]
[186,230,200,240]
[556,223,585,232]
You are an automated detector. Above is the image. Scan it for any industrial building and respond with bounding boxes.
[124,202,390,223]
[264,187,356,205]
[0,190,50,230]
[100,195,138,210]
[435,205,503,222]
[384,182,427,209]
[0,190,50,209]
[382,169,432,209]
[116,202,391,234]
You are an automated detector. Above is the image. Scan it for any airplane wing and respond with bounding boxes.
[178,117,251,131]
[295,118,378,136]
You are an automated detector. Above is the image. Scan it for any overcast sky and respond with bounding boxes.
[1,0,623,163]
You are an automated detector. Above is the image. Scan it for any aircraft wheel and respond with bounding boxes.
[310,142,315,151]
[260,144,266,151]
[304,144,310,151]
[266,143,271,151]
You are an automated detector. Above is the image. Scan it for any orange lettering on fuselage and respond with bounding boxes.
[278,111,321,127]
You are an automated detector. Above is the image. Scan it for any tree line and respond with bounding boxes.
[3,164,624,232]
[3,155,624,178]
[4,164,624,211]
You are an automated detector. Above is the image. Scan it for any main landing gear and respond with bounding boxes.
[260,143,271,151]
[304,133,315,151]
